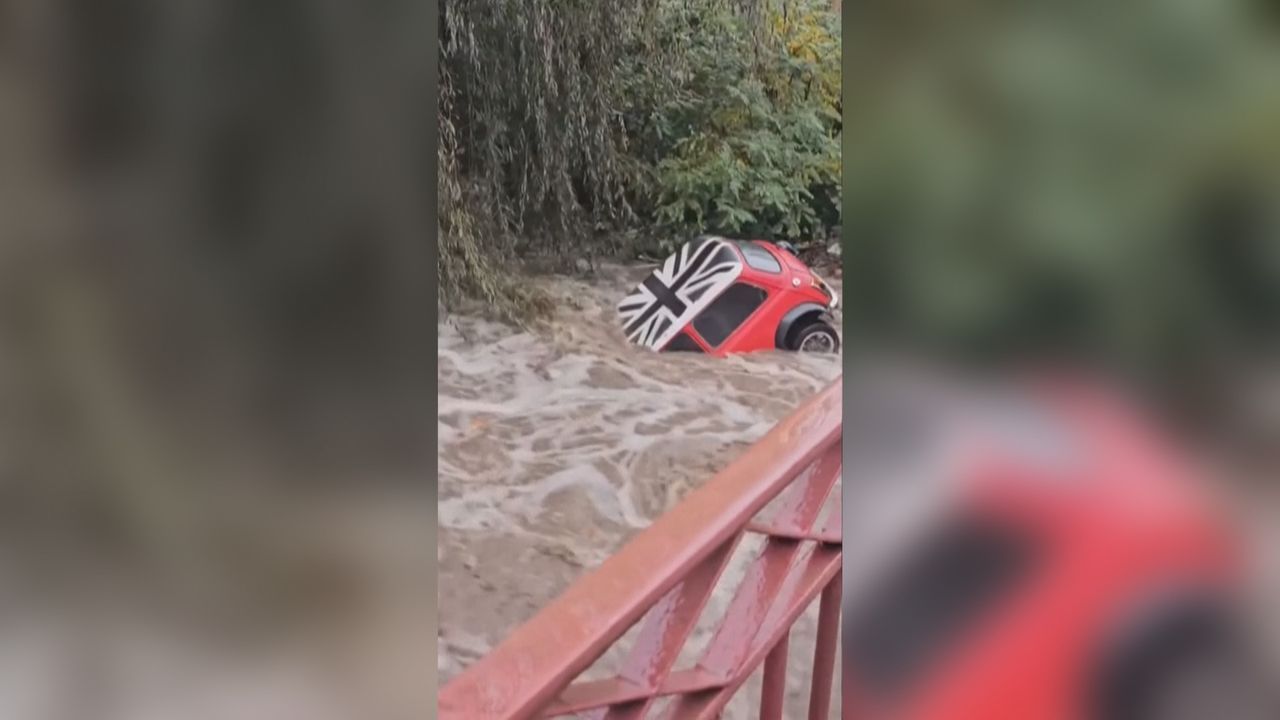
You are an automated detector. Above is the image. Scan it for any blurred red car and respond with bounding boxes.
[617,235,839,356]
[840,373,1271,720]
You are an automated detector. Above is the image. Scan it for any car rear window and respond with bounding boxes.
[735,241,783,273]
[844,515,1038,698]
[693,283,768,347]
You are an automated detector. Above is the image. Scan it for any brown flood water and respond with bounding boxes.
[437,263,1280,715]
[438,262,843,716]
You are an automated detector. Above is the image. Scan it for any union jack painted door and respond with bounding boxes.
[617,236,743,350]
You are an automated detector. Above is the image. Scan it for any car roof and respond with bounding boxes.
[616,236,745,350]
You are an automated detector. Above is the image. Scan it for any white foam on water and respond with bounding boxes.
[437,263,843,716]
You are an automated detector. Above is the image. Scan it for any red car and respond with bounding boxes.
[617,235,839,356]
[841,372,1272,720]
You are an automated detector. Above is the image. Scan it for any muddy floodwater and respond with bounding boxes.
[438,263,843,716]
[437,263,1280,716]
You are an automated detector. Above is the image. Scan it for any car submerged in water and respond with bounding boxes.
[616,235,840,357]
[838,370,1274,720]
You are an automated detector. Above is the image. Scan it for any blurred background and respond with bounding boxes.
[841,0,1280,706]
[0,2,433,718]
[843,0,1280,415]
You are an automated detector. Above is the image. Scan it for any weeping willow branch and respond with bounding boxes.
[437,0,804,316]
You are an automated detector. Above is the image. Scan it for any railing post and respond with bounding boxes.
[808,573,841,720]
[760,630,790,720]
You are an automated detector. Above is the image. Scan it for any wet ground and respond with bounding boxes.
[437,262,844,716]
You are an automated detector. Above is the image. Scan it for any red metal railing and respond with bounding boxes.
[439,378,843,719]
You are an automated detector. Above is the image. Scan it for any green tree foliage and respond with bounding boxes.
[623,1,841,246]
[438,0,842,316]
[843,0,1280,378]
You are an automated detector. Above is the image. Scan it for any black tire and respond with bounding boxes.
[790,320,840,353]
[1097,605,1276,720]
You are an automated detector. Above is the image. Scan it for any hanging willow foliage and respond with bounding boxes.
[439,0,652,317]
[438,0,779,318]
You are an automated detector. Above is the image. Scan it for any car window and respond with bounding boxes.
[692,283,768,347]
[735,241,782,273]
[664,330,705,353]
[844,516,1037,698]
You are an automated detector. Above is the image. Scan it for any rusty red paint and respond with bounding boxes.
[543,669,726,716]
[818,486,841,541]
[759,631,790,720]
[808,574,841,720]
[438,378,843,720]
[595,535,743,720]
[674,546,842,720]
[695,444,841,680]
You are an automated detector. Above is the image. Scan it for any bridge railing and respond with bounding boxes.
[439,378,843,719]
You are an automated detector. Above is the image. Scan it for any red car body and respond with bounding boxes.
[617,236,839,357]
[841,375,1244,720]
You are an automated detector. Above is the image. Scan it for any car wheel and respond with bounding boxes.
[1097,605,1276,720]
[791,321,840,353]
[1140,648,1275,720]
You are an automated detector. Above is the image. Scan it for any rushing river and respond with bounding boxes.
[437,262,843,716]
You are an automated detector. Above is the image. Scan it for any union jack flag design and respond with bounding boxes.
[617,236,743,350]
